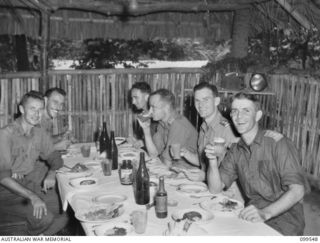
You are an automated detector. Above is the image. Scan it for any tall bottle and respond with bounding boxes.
[109,131,118,170]
[99,120,109,154]
[155,176,168,218]
[134,152,150,205]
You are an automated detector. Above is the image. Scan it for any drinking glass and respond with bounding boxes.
[131,209,148,234]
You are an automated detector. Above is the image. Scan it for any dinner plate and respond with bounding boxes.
[94,222,133,236]
[92,194,127,205]
[200,196,244,216]
[176,183,208,194]
[171,208,214,224]
[81,161,101,169]
[75,204,124,223]
[115,137,126,146]
[69,177,99,188]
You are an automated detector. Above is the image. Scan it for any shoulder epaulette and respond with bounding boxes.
[219,119,230,127]
[264,130,283,142]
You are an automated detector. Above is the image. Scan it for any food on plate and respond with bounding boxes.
[70,163,89,172]
[122,153,136,157]
[182,211,202,221]
[104,227,127,236]
[219,199,238,211]
[149,181,158,187]
[79,179,96,185]
[83,205,123,221]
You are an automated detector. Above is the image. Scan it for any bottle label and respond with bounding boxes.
[155,196,167,213]
[120,169,132,184]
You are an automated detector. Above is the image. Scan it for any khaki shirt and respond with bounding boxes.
[153,112,198,162]
[220,129,307,235]
[198,111,238,169]
[0,118,63,182]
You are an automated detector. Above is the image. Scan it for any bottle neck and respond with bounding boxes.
[158,178,165,192]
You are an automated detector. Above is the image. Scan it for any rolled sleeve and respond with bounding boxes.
[0,129,13,181]
[275,138,307,188]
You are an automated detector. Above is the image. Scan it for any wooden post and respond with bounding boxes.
[40,10,50,93]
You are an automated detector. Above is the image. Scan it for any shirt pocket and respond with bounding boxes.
[257,160,277,199]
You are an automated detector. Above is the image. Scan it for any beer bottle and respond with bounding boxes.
[109,131,118,170]
[134,152,150,205]
[99,120,109,154]
[155,176,167,218]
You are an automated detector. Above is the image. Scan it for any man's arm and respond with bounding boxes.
[239,184,304,222]
[138,119,159,157]
[206,157,225,194]
[180,148,199,166]
[0,177,47,219]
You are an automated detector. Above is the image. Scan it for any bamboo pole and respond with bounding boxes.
[40,10,50,92]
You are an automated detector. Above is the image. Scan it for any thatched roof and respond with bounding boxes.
[0,0,320,41]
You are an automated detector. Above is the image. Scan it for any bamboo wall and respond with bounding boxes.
[0,69,319,176]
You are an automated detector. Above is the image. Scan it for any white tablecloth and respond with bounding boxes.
[56,143,281,236]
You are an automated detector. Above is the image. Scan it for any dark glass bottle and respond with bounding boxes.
[134,152,150,205]
[155,176,168,218]
[99,120,109,154]
[109,131,118,170]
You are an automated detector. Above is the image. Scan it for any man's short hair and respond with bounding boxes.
[45,87,66,98]
[193,82,219,97]
[150,89,175,108]
[232,92,261,111]
[19,90,44,107]
[131,82,151,94]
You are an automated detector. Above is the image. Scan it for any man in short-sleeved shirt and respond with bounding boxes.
[0,91,65,235]
[206,92,307,235]
[138,89,198,168]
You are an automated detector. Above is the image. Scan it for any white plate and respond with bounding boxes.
[200,196,244,216]
[94,222,133,236]
[177,183,208,194]
[69,177,98,188]
[171,208,214,223]
[81,161,101,169]
[92,194,127,205]
[75,204,124,223]
[115,137,126,145]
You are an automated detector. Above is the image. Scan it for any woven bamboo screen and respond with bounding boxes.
[0,70,319,176]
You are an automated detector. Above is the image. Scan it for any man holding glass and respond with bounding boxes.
[138,89,198,168]
[206,92,307,235]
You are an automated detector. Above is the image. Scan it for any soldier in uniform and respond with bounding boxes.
[206,92,307,235]
[180,82,242,201]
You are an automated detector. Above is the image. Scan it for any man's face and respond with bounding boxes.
[20,98,44,126]
[149,94,166,121]
[194,88,218,119]
[230,98,259,135]
[46,92,65,118]
[131,89,148,111]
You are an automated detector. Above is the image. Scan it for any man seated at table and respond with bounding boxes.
[128,82,157,148]
[179,82,242,201]
[138,88,198,168]
[206,92,307,235]
[0,91,66,235]
[41,87,73,150]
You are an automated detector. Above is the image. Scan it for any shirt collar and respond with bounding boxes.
[238,128,264,150]
[200,111,221,132]
[13,117,39,137]
[160,111,179,128]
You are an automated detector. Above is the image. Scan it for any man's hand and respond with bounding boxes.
[11,173,24,180]
[204,144,220,160]
[239,205,271,222]
[42,171,56,194]
[137,117,151,130]
[54,139,71,150]
[30,195,47,219]
[126,136,144,149]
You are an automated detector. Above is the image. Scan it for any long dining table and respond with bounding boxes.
[56,142,281,236]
